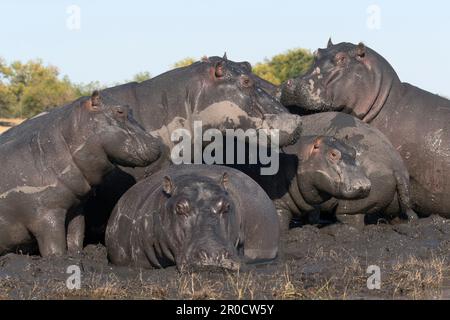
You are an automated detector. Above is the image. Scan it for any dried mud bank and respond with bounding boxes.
[0,215,449,300]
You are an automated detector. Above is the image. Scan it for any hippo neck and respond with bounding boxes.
[61,103,115,188]
[355,50,403,123]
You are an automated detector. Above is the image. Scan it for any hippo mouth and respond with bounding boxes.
[177,249,241,272]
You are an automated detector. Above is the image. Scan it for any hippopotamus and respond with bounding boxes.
[105,165,279,270]
[244,112,415,228]
[280,40,450,218]
[0,91,161,256]
[84,55,302,243]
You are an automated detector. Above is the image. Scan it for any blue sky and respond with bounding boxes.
[1,0,449,96]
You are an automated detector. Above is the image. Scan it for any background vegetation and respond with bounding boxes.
[0,48,313,118]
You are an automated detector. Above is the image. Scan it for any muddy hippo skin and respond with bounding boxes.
[84,55,301,243]
[106,165,279,270]
[0,91,161,256]
[281,40,450,218]
[242,112,415,228]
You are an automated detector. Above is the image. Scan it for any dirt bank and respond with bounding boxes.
[0,215,449,300]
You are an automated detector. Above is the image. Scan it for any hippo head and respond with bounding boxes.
[188,55,302,147]
[81,91,161,167]
[280,40,399,122]
[296,136,371,204]
[158,173,241,271]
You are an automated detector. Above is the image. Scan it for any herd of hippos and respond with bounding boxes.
[1,40,450,270]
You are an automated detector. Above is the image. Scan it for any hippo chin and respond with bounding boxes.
[105,165,279,271]
[0,91,161,257]
[85,55,301,244]
[281,39,450,218]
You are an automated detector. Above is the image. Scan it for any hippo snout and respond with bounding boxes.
[261,113,302,147]
[340,177,371,200]
[179,248,241,271]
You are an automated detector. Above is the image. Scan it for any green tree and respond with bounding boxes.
[173,57,196,69]
[0,59,78,118]
[253,48,313,85]
[132,71,151,83]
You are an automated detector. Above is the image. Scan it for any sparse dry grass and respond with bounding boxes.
[390,255,448,299]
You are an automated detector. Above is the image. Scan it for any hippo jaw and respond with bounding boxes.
[177,246,241,272]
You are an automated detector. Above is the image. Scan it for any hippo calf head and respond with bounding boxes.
[281,40,397,122]
[297,136,371,204]
[190,55,302,146]
[158,173,241,271]
[81,91,161,168]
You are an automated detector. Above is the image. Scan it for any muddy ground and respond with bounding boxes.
[0,215,449,300]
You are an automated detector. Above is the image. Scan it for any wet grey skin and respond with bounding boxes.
[105,165,279,271]
[0,91,162,257]
[84,54,302,244]
[250,112,415,229]
[280,39,450,218]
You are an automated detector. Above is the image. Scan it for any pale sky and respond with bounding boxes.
[1,0,449,96]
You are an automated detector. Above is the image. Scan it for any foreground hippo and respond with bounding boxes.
[85,55,302,243]
[245,112,415,227]
[0,91,161,256]
[106,165,279,270]
[281,40,450,218]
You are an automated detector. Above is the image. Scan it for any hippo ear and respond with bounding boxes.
[327,38,334,49]
[356,43,366,58]
[91,90,101,107]
[83,91,100,111]
[220,172,229,190]
[162,176,174,196]
[215,61,225,78]
[223,52,228,61]
[201,55,209,62]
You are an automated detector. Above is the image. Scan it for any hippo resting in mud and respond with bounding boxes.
[106,165,279,270]
[84,55,302,243]
[0,91,161,257]
[244,112,415,228]
[281,40,450,218]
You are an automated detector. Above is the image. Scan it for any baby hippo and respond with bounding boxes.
[106,165,279,271]
[247,136,371,229]
[0,91,161,257]
[253,112,415,228]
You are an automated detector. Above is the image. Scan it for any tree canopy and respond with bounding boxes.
[0,49,313,119]
[252,48,313,85]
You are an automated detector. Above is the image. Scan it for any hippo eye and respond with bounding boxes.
[313,143,320,150]
[329,150,341,161]
[214,200,230,215]
[175,200,190,216]
[240,76,253,88]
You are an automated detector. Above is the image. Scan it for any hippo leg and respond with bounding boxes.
[31,208,67,256]
[67,212,85,253]
[394,171,419,222]
[276,208,292,232]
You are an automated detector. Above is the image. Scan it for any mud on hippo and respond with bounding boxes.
[0,91,161,257]
[84,55,302,243]
[106,165,279,270]
[244,112,415,228]
[281,40,450,218]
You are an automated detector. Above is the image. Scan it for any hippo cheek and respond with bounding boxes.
[195,101,263,130]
